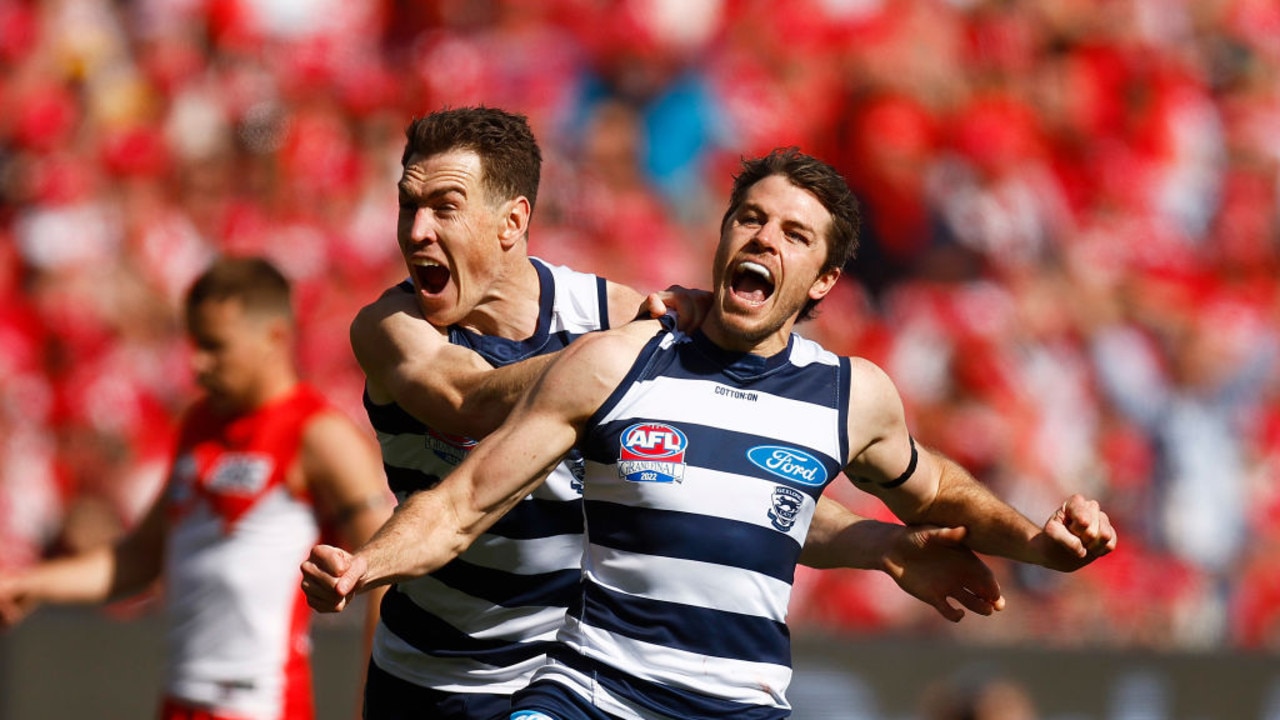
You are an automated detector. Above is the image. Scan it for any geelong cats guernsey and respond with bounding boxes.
[367,257,609,694]
[163,384,331,720]
[523,327,851,720]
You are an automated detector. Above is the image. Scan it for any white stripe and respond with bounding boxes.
[465,531,585,574]
[583,545,791,620]
[377,431,449,472]
[557,614,792,710]
[536,258,604,334]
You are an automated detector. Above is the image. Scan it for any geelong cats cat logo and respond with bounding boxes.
[617,422,687,483]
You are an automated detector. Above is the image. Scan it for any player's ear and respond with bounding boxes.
[808,266,841,302]
[499,196,531,250]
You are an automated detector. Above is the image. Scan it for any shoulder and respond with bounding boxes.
[536,319,665,411]
[351,284,418,335]
[350,287,447,361]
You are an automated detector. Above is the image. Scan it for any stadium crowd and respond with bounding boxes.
[1,0,1278,653]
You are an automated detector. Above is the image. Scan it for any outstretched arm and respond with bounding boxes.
[843,357,1116,573]
[0,497,167,628]
[303,322,659,612]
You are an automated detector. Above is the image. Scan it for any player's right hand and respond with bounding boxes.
[300,544,366,613]
[0,574,38,629]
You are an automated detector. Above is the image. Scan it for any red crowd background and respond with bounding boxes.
[1,0,1279,652]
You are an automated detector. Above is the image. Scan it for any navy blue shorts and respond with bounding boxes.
[510,681,616,720]
[363,660,512,720]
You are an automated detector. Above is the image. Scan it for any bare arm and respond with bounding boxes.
[352,289,558,439]
[843,358,1116,573]
[800,497,1004,621]
[302,322,660,612]
[0,497,167,627]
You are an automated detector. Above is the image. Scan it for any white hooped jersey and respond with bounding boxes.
[526,326,851,720]
[367,258,609,694]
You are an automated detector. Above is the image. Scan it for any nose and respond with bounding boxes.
[403,207,437,247]
[749,220,783,252]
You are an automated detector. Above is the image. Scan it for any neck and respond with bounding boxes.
[701,313,793,358]
[456,256,543,339]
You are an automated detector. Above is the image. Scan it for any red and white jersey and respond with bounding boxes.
[162,385,330,720]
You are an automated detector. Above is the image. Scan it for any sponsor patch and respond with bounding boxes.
[425,427,477,466]
[747,445,827,486]
[205,453,274,495]
[617,422,687,484]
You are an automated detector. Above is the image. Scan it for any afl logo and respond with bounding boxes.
[425,427,477,466]
[618,422,687,483]
[747,445,828,486]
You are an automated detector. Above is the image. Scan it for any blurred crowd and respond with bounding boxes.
[1,0,1279,653]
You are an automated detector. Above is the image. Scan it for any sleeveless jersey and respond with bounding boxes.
[522,328,851,720]
[367,257,609,694]
[163,384,331,720]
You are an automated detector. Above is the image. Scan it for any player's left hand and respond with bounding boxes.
[886,525,1005,622]
[638,285,711,332]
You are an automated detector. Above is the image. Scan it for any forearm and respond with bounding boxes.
[352,489,474,591]
[456,355,558,436]
[915,459,1041,565]
[26,543,157,606]
[799,497,897,571]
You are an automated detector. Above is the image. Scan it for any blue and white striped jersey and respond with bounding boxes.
[524,327,851,720]
[367,257,609,695]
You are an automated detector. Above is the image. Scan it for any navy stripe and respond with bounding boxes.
[385,464,441,496]
[595,275,609,330]
[544,648,788,720]
[489,497,583,538]
[585,501,800,583]
[364,389,426,435]
[581,581,791,665]
[433,561,580,608]
[661,350,842,407]
[582,419,840,496]
[380,587,557,666]
[837,355,851,469]
[585,330,677,431]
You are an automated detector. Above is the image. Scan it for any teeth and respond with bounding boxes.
[737,261,772,282]
[410,258,442,268]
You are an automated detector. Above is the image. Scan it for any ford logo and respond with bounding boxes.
[746,445,827,487]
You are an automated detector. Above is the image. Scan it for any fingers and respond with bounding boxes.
[299,545,357,613]
[640,293,668,320]
[643,286,711,332]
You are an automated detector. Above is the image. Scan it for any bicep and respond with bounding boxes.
[842,359,941,521]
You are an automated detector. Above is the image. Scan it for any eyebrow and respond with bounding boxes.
[740,201,816,237]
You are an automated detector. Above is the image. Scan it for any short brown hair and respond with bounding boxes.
[185,256,293,322]
[402,106,542,212]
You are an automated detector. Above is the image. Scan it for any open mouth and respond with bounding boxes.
[730,260,774,305]
[411,260,450,295]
